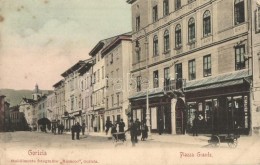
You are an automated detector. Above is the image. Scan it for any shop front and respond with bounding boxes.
[185,71,252,135]
[129,89,175,134]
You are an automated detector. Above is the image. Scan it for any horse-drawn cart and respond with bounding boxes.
[208,133,240,148]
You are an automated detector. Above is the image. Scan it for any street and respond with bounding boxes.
[0,131,260,165]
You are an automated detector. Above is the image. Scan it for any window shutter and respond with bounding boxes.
[257,7,260,32]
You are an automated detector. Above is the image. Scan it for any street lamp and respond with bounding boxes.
[135,29,151,135]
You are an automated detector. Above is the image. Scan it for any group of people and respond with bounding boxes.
[71,122,86,140]
[125,119,148,146]
[52,123,65,135]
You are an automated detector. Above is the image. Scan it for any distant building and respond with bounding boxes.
[61,60,90,131]
[101,33,132,127]
[89,36,118,132]
[19,98,37,131]
[9,105,27,131]
[0,95,6,132]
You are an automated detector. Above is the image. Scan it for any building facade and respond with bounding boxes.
[61,60,90,131]
[101,33,132,127]
[251,1,260,134]
[89,37,117,132]
[53,80,65,126]
[127,0,255,135]
[19,98,37,131]
[0,95,6,132]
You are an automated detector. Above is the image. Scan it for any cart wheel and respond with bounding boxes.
[210,135,220,147]
[228,138,238,148]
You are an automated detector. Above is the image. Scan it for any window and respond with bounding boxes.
[93,72,96,84]
[164,67,170,87]
[188,17,195,42]
[152,5,158,22]
[203,10,211,37]
[203,55,212,77]
[117,94,120,106]
[163,0,169,16]
[175,24,182,48]
[110,53,113,64]
[135,40,141,62]
[106,97,109,109]
[175,0,181,10]
[137,76,141,92]
[153,70,159,88]
[71,96,74,111]
[188,0,196,3]
[153,35,159,56]
[164,30,170,52]
[136,16,140,31]
[234,0,245,25]
[111,95,114,107]
[97,69,100,82]
[175,63,183,89]
[188,59,196,80]
[235,45,245,70]
[256,6,260,32]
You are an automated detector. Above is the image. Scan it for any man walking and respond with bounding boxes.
[125,119,137,147]
[82,122,86,135]
[75,122,81,140]
[71,124,76,140]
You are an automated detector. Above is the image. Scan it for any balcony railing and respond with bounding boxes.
[163,79,184,92]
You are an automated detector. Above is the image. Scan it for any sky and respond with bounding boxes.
[0,0,131,90]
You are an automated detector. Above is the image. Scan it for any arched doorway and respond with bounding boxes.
[175,98,186,134]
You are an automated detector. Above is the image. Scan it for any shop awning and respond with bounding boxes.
[185,79,244,92]
[129,88,165,101]
[184,70,252,92]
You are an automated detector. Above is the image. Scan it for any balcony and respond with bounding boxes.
[163,78,185,92]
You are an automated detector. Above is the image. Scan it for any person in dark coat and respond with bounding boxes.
[60,123,64,134]
[119,119,125,132]
[105,120,112,135]
[125,119,138,147]
[141,122,148,141]
[75,122,81,140]
[82,122,86,135]
[193,115,199,136]
[71,124,76,140]
[111,123,117,140]
[118,119,126,140]
[135,119,141,142]
[158,118,164,135]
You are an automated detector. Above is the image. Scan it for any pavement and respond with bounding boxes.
[85,131,260,148]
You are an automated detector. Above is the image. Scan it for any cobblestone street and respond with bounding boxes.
[0,131,260,165]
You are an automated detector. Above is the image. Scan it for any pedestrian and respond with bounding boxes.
[141,122,148,141]
[75,122,81,140]
[125,119,138,147]
[135,119,141,142]
[193,115,199,136]
[82,122,86,135]
[57,124,61,134]
[119,119,125,140]
[60,123,64,134]
[71,124,76,140]
[105,120,112,135]
[158,118,164,135]
[111,123,117,141]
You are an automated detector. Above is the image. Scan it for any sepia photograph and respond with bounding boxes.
[1,0,260,165]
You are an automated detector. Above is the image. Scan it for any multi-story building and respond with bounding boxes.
[61,60,90,131]
[53,80,65,125]
[77,59,93,132]
[9,105,27,131]
[0,95,6,132]
[46,92,56,126]
[19,98,37,131]
[89,36,118,132]
[251,1,260,134]
[127,0,255,135]
[101,33,132,126]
